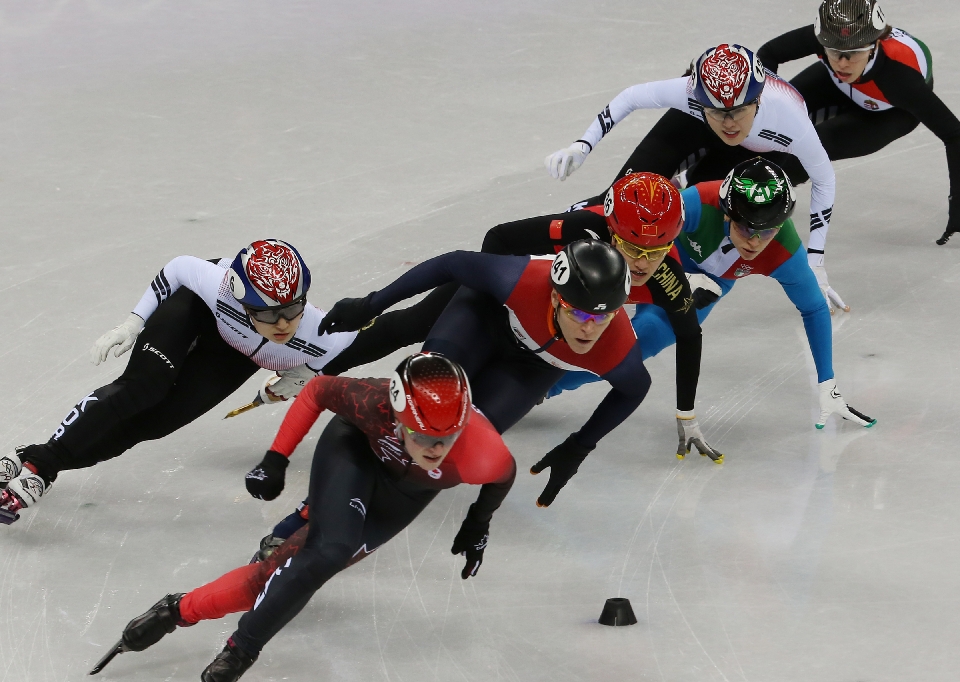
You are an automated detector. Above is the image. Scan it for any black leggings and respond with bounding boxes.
[26,289,260,481]
[423,287,565,434]
[24,283,459,483]
[575,109,732,206]
[232,417,436,656]
[760,63,921,183]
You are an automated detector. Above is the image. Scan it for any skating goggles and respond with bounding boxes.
[731,221,781,242]
[611,234,673,261]
[704,103,756,123]
[557,295,617,325]
[401,424,462,449]
[824,45,874,61]
[244,300,306,324]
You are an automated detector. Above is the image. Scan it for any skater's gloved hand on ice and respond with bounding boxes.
[259,365,318,403]
[686,273,722,309]
[676,411,723,462]
[545,141,591,181]
[530,434,594,507]
[90,313,144,365]
[316,294,377,335]
[816,379,876,429]
[450,504,489,579]
[245,450,289,501]
[809,257,849,315]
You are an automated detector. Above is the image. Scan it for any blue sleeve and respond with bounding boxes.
[369,251,528,314]
[575,344,651,448]
[770,249,833,382]
[680,187,702,233]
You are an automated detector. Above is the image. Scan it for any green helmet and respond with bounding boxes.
[815,0,887,50]
[718,158,796,231]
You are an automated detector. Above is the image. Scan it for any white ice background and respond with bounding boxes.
[1,1,959,681]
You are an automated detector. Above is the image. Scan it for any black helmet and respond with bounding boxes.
[719,158,796,230]
[550,240,630,314]
[815,0,887,50]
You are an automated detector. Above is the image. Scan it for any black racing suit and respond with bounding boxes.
[21,284,452,485]
[757,24,960,237]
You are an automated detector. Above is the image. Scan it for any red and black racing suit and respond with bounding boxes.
[174,375,516,658]
[480,208,701,411]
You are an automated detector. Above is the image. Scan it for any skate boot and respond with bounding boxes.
[201,639,257,682]
[0,469,49,525]
[88,594,190,674]
[122,593,189,650]
[249,533,286,564]
[0,446,25,488]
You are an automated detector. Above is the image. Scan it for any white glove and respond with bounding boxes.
[811,263,849,315]
[676,410,723,463]
[258,364,318,403]
[90,313,144,365]
[544,141,591,181]
[816,379,876,429]
[686,273,722,309]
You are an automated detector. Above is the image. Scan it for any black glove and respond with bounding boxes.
[692,287,720,310]
[529,434,594,507]
[245,450,289,501]
[316,294,377,335]
[450,504,489,579]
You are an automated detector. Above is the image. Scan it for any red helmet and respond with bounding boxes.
[389,353,471,438]
[603,172,685,247]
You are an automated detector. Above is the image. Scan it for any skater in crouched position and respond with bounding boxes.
[318,239,651,507]
[553,157,875,429]
[757,0,960,245]
[91,353,516,682]
[254,174,716,558]
[544,43,848,311]
[481,172,721,462]
[0,239,368,523]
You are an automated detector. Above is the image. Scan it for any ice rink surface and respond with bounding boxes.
[1,1,959,680]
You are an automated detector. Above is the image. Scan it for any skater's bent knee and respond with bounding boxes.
[295,543,356,587]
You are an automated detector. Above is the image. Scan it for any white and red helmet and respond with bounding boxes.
[691,43,766,110]
[229,239,311,309]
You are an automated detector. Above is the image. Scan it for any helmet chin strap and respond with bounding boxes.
[529,304,563,355]
[393,422,407,449]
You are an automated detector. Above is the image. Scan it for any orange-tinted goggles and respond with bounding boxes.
[611,233,673,261]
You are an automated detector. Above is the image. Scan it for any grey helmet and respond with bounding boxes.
[815,0,887,50]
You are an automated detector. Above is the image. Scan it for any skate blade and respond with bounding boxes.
[223,395,264,419]
[89,640,125,675]
[0,509,19,525]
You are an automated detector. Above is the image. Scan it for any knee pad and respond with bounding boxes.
[295,543,356,589]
